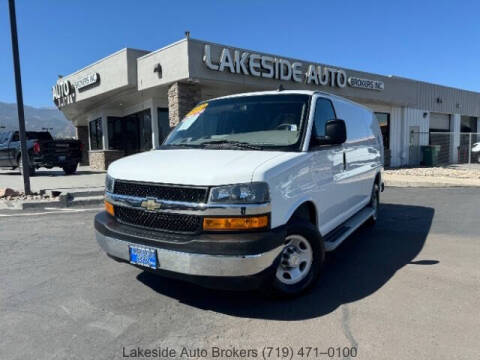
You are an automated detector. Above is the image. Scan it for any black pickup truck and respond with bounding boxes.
[0,131,83,175]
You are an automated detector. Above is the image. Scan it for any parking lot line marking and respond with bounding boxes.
[0,208,102,217]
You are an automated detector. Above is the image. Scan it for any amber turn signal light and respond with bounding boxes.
[203,215,268,231]
[105,200,115,217]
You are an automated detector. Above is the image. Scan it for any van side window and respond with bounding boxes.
[12,132,19,142]
[313,98,336,137]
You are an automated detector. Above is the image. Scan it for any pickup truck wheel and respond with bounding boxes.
[262,221,325,298]
[62,163,78,175]
[366,183,380,226]
[18,157,35,177]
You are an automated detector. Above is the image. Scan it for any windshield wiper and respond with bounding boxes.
[160,143,201,149]
[200,140,263,150]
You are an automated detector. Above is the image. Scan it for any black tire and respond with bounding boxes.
[261,220,325,298]
[18,156,35,177]
[62,163,78,175]
[366,182,380,226]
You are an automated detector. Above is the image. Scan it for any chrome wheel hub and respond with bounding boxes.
[275,235,313,285]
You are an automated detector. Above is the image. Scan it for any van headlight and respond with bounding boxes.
[208,182,269,204]
[105,174,115,193]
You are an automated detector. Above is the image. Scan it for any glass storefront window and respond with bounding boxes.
[107,109,152,154]
[461,116,478,133]
[89,118,103,150]
[140,110,152,151]
[107,116,123,151]
[157,108,169,144]
[375,112,390,149]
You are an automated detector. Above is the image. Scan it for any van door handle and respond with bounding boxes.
[343,151,347,170]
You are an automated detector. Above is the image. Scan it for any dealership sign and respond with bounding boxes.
[203,45,384,91]
[52,81,75,107]
[52,73,100,107]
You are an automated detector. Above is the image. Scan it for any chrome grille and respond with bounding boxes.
[114,206,202,233]
[113,181,208,203]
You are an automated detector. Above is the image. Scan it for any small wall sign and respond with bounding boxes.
[74,73,99,90]
[348,77,384,91]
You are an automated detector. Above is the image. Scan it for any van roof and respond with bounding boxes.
[210,90,372,112]
[213,90,318,100]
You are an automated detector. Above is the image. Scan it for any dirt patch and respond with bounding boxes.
[385,166,480,179]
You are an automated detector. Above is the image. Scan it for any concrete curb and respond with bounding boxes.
[0,198,65,210]
[0,189,104,210]
[385,181,480,188]
[384,176,480,188]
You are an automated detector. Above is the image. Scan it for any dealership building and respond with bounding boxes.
[52,37,480,170]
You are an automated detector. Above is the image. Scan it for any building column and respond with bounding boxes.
[150,99,161,149]
[151,107,160,149]
[75,126,89,165]
[389,106,405,167]
[450,114,461,163]
[167,82,201,128]
[101,114,109,150]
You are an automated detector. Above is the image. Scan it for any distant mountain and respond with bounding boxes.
[0,101,75,138]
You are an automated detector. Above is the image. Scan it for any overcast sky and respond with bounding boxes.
[1,0,479,108]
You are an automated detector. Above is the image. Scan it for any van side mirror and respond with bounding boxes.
[314,119,347,145]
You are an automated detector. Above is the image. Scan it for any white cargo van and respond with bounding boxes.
[95,90,384,297]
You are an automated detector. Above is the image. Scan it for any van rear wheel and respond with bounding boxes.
[366,183,380,226]
[262,221,325,298]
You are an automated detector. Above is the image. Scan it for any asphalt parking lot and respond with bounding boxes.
[1,187,479,360]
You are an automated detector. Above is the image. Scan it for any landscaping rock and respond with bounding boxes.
[0,188,19,198]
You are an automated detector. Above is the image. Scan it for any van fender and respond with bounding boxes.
[281,196,318,228]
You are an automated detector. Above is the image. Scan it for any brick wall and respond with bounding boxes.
[89,150,124,171]
[167,82,201,128]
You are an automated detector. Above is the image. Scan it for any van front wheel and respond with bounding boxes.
[262,221,325,298]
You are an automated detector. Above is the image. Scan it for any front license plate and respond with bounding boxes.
[58,155,66,162]
[129,246,157,269]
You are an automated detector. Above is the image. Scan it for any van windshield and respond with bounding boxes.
[163,94,310,150]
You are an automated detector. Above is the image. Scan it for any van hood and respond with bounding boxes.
[108,149,287,186]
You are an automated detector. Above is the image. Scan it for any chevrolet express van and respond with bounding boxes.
[95,90,384,297]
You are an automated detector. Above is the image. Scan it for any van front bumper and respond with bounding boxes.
[94,212,285,279]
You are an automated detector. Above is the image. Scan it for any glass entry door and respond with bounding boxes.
[123,115,141,155]
[108,109,152,155]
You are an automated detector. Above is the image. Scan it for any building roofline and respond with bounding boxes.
[55,37,480,96]
[56,47,150,81]
[136,38,188,61]
[188,37,480,96]
[388,75,480,96]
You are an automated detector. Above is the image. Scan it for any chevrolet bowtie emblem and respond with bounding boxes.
[140,199,162,211]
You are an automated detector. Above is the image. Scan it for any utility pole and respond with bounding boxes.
[8,0,31,194]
